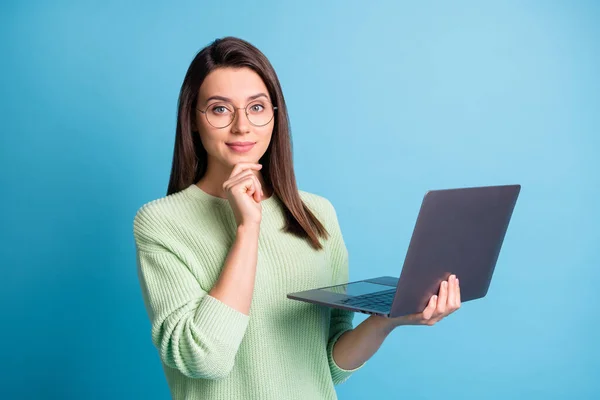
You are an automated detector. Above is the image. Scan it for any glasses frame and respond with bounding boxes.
[196,101,278,129]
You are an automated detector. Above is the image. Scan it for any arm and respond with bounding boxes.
[332,314,395,370]
[324,201,367,384]
[133,209,260,380]
[323,199,457,378]
[332,275,462,369]
[209,223,260,315]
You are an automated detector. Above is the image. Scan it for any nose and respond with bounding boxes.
[231,108,251,134]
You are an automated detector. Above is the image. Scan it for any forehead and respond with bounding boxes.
[199,67,269,102]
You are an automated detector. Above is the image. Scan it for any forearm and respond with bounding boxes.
[209,224,260,315]
[332,315,396,370]
[135,239,252,380]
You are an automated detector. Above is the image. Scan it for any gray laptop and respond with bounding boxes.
[287,184,521,318]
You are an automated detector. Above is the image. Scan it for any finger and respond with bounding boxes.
[231,175,262,202]
[422,295,437,321]
[225,172,263,199]
[447,275,457,311]
[247,175,263,201]
[223,170,264,201]
[239,178,257,197]
[225,174,256,195]
[225,170,257,189]
[436,280,448,316]
[456,277,461,307]
[224,170,256,190]
[250,175,263,202]
[229,163,262,178]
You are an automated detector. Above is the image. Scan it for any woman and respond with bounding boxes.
[133,36,461,400]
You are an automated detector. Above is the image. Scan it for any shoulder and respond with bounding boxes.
[299,190,346,254]
[132,189,192,249]
[298,189,339,224]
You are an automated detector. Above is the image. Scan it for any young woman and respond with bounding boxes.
[133,36,461,400]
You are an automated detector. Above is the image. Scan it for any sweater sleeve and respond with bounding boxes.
[324,200,366,385]
[133,208,250,380]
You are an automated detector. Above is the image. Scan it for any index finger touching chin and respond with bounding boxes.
[230,163,262,177]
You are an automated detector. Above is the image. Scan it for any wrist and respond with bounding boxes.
[368,315,399,334]
[237,223,260,235]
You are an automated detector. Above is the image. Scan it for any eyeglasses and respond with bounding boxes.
[196,100,278,129]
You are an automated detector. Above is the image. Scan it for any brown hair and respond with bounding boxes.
[167,36,328,250]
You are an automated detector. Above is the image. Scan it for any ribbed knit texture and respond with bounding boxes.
[132,184,364,400]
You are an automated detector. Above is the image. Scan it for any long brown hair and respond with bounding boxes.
[167,36,328,250]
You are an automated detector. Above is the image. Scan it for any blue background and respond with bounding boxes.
[1,1,598,399]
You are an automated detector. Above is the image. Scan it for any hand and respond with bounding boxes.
[223,163,264,227]
[388,274,461,328]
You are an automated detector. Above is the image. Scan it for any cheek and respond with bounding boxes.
[257,122,274,139]
[257,127,273,149]
[198,129,223,153]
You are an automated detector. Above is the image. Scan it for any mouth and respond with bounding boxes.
[226,142,256,153]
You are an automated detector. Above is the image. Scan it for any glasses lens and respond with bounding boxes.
[246,101,275,126]
[206,103,234,128]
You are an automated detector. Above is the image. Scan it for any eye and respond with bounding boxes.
[212,106,228,114]
[209,103,232,115]
[248,103,265,113]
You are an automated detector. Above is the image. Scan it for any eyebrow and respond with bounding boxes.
[204,93,269,104]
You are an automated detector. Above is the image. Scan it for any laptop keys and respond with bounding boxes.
[336,289,395,310]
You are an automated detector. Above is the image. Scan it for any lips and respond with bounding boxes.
[226,142,256,153]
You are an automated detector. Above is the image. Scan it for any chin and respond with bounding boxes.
[219,146,267,167]
[223,155,260,167]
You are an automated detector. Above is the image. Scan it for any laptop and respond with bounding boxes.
[287,184,521,318]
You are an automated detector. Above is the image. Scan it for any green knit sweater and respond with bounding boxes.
[133,183,364,399]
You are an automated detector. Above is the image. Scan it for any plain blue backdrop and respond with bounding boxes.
[1,1,598,399]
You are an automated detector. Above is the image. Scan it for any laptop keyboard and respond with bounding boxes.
[336,289,396,311]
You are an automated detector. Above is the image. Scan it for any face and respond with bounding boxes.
[194,67,275,171]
